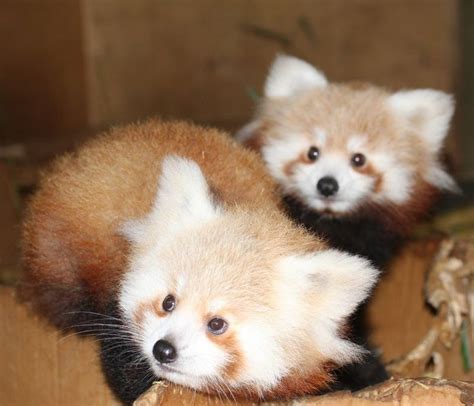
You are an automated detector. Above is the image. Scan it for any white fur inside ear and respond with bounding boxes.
[120,155,221,244]
[425,166,460,193]
[120,218,147,243]
[153,155,222,231]
[281,249,378,322]
[264,55,328,99]
[278,249,377,364]
[235,120,260,144]
[387,89,454,153]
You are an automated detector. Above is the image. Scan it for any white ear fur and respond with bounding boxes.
[282,249,378,322]
[264,55,328,99]
[121,155,221,243]
[234,120,261,144]
[387,89,454,153]
[387,90,459,192]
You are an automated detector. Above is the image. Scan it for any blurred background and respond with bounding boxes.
[1,0,473,291]
[1,0,473,300]
[1,1,474,404]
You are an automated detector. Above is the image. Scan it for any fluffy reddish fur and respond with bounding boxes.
[21,120,349,400]
[21,120,281,326]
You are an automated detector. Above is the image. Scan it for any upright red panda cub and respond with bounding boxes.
[237,55,458,268]
[236,55,458,391]
[21,121,377,405]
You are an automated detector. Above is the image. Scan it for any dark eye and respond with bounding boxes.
[207,317,228,335]
[162,294,176,312]
[307,146,320,161]
[351,153,366,167]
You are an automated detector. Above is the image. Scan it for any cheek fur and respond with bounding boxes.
[133,299,168,325]
[352,163,384,194]
[206,362,334,402]
[207,331,244,380]
[283,150,319,178]
[262,364,333,400]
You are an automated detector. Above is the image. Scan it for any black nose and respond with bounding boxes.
[153,339,177,364]
[317,176,339,197]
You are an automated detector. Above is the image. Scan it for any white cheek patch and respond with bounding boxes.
[233,321,287,390]
[370,153,413,204]
[261,136,308,184]
[119,253,169,320]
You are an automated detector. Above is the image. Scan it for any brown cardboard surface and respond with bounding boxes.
[0,163,18,274]
[0,287,120,406]
[82,0,459,133]
[369,239,474,381]
[1,1,458,147]
[0,0,88,143]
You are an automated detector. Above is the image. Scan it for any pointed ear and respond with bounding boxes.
[281,249,378,322]
[121,155,221,243]
[234,120,265,150]
[264,55,328,99]
[235,120,260,144]
[387,89,454,154]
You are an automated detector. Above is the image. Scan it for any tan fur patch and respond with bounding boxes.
[207,330,243,380]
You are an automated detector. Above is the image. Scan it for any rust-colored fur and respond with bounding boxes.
[21,120,281,327]
[20,120,377,403]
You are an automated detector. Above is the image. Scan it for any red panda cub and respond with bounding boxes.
[237,55,458,268]
[21,121,377,405]
[236,55,458,391]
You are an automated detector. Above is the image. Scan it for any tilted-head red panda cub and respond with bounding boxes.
[237,55,458,268]
[21,121,377,405]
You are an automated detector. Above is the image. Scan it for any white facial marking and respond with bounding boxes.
[142,308,229,390]
[234,321,288,389]
[313,127,327,147]
[346,134,368,152]
[261,135,308,183]
[293,153,375,213]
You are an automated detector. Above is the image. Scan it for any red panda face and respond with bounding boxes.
[118,156,378,399]
[260,123,389,214]
[237,55,458,216]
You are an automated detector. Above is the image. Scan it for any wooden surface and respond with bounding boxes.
[82,0,459,132]
[0,163,18,275]
[0,287,120,406]
[0,0,88,143]
[135,378,474,406]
